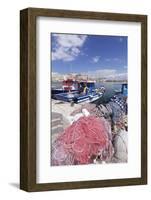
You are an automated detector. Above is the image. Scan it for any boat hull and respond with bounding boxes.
[52,91,104,104]
[51,89,78,99]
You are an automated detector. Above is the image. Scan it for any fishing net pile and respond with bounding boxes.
[70,98,128,135]
[51,94,128,165]
[112,130,128,163]
[51,116,113,166]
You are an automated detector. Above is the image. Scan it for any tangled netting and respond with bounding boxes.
[51,116,112,166]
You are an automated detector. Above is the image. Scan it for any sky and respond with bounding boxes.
[51,33,127,80]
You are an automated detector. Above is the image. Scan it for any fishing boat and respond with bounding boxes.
[53,89,105,104]
[51,79,79,97]
[114,83,128,96]
[52,79,105,104]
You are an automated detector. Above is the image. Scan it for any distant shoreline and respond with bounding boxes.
[51,80,127,83]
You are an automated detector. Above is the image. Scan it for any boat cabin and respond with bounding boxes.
[62,79,96,92]
[121,83,128,96]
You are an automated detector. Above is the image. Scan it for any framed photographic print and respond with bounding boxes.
[20,8,147,191]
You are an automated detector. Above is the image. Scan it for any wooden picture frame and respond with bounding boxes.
[20,7,147,192]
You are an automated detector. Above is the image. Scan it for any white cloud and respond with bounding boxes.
[52,34,87,61]
[87,69,116,78]
[54,34,87,47]
[92,56,100,63]
[113,58,120,61]
[109,72,127,80]
[85,69,127,80]
[105,57,122,63]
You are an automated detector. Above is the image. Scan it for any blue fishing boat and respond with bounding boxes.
[114,83,128,96]
[51,79,79,98]
[121,83,128,96]
[52,79,105,103]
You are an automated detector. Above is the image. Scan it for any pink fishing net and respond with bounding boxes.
[52,116,110,166]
